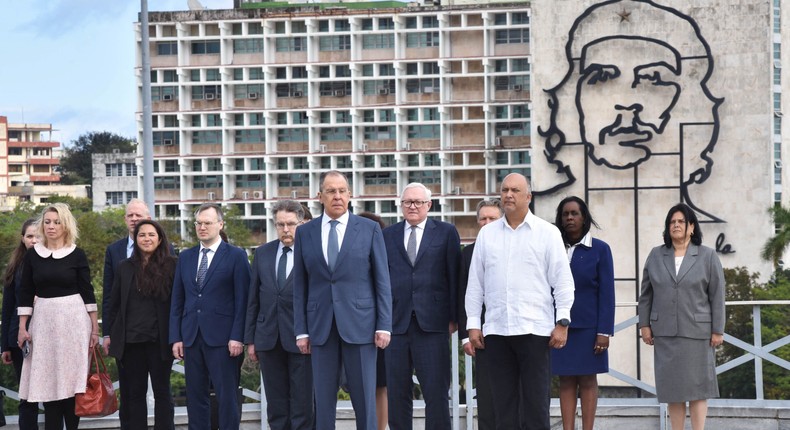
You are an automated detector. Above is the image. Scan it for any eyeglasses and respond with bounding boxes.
[401,200,430,208]
[669,219,687,226]
[194,221,217,228]
[275,222,300,229]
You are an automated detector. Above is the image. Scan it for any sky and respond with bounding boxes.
[0,0,231,146]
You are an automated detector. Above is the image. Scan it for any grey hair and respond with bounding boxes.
[402,182,432,200]
[272,199,306,221]
[476,199,504,218]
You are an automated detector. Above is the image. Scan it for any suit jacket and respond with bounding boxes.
[244,239,299,354]
[293,213,392,345]
[638,244,725,339]
[568,238,615,335]
[383,219,461,334]
[106,258,175,361]
[103,237,129,335]
[457,243,475,341]
[169,241,251,347]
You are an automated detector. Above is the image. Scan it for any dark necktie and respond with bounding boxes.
[197,248,210,289]
[407,225,418,265]
[328,220,339,271]
[278,247,291,289]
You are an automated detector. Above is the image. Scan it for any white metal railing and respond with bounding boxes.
[2,301,789,427]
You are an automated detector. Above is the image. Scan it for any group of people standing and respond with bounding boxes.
[0,169,724,430]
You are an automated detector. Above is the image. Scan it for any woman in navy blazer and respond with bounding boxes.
[551,196,615,430]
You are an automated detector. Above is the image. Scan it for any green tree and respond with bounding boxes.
[761,205,790,268]
[59,131,136,185]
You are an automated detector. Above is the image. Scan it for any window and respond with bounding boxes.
[292,21,307,33]
[512,12,529,25]
[207,159,222,171]
[278,128,308,142]
[193,130,222,144]
[249,67,264,80]
[152,86,177,102]
[494,13,507,25]
[205,69,220,81]
[405,17,418,29]
[106,192,124,205]
[190,70,202,82]
[406,32,440,48]
[495,106,509,119]
[194,175,223,189]
[512,59,530,72]
[422,16,439,28]
[164,160,179,172]
[335,19,350,32]
[408,170,440,184]
[407,124,440,139]
[292,66,307,79]
[249,22,263,34]
[364,171,396,185]
[405,78,440,94]
[495,152,509,165]
[362,34,394,49]
[154,177,179,190]
[362,18,374,31]
[250,158,265,170]
[275,37,306,52]
[320,127,352,142]
[293,157,308,169]
[495,121,530,136]
[191,40,221,54]
[236,174,264,188]
[320,157,332,169]
[235,129,265,143]
[163,115,178,127]
[106,163,123,177]
[379,64,395,76]
[363,80,395,95]
[364,126,395,140]
[153,131,178,146]
[319,35,351,51]
[495,29,529,44]
[423,154,440,166]
[423,62,439,75]
[336,65,351,77]
[193,160,203,172]
[513,151,530,164]
[163,70,178,82]
[156,41,178,55]
[191,85,221,100]
[233,39,263,54]
[318,20,330,32]
[206,114,221,126]
[337,156,352,168]
[495,60,508,72]
[278,173,308,187]
[379,17,395,29]
[125,163,138,176]
[234,84,264,99]
[274,21,287,34]
[319,81,351,97]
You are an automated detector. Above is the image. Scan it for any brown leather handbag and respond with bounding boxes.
[75,345,118,417]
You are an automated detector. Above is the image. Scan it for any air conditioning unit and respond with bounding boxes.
[242,191,250,199]
[334,89,346,97]
[207,192,216,200]
[378,88,389,95]
[453,186,461,195]
[248,92,259,99]
[292,90,304,98]
[403,142,411,151]
[319,144,327,152]
[163,139,174,146]
[291,190,298,198]
[360,143,368,151]
[205,93,216,100]
[253,190,264,199]
[423,86,435,94]
[494,137,503,147]
[513,84,524,92]
[162,94,174,101]
[775,160,783,169]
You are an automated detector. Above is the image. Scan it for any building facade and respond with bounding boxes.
[0,116,78,211]
[91,152,140,212]
[136,2,531,243]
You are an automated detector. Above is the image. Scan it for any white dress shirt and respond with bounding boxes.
[465,211,575,337]
[126,236,134,258]
[321,211,349,264]
[196,239,222,282]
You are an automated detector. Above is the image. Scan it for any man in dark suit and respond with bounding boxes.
[293,170,392,430]
[245,200,314,430]
[102,198,150,429]
[383,182,461,430]
[170,203,251,430]
[458,199,503,430]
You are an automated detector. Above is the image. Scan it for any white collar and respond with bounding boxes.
[34,242,77,259]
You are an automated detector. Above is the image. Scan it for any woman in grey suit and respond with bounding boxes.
[638,203,725,430]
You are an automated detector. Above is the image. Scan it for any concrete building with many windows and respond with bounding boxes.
[136,1,530,243]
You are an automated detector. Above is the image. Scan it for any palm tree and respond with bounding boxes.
[761,205,790,268]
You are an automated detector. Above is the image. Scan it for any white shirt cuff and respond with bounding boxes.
[461,338,470,345]
[466,316,481,331]
[17,307,33,316]
[85,304,98,312]
[375,330,390,335]
[296,334,309,340]
[555,309,571,322]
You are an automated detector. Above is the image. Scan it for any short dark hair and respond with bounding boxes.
[662,203,703,247]
[318,170,349,192]
[554,196,599,245]
[194,203,224,221]
[476,199,503,218]
[272,200,306,221]
[358,211,386,229]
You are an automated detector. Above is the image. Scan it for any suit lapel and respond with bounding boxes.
[676,244,699,283]
[661,246,677,282]
[311,217,330,272]
[334,214,360,272]
[413,219,436,266]
[395,222,410,264]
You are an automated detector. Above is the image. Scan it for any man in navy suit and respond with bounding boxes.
[293,170,392,430]
[383,182,461,430]
[170,203,251,430]
[102,198,150,430]
[245,200,314,430]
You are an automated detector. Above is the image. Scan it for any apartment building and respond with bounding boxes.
[136,1,531,243]
[0,116,78,210]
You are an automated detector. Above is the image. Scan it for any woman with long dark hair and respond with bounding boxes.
[1,218,40,429]
[105,220,177,429]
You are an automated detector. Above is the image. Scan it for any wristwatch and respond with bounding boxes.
[557,318,570,327]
